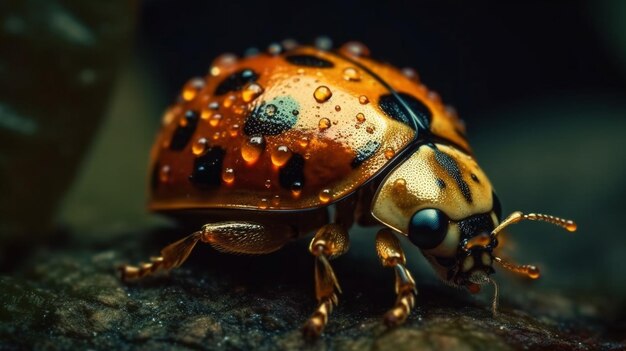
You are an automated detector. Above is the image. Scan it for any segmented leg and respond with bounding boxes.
[302,223,350,338]
[375,228,417,327]
[120,222,295,280]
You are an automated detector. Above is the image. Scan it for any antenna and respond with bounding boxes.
[491,211,577,238]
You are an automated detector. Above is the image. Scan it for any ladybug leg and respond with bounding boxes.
[302,224,350,338]
[375,228,417,327]
[120,222,295,280]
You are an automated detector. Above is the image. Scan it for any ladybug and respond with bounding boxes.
[120,39,577,338]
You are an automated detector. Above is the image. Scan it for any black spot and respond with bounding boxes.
[351,140,380,168]
[492,192,503,221]
[433,148,472,203]
[244,97,299,136]
[189,146,226,187]
[436,178,446,189]
[458,213,495,242]
[284,54,334,68]
[150,163,160,191]
[214,69,258,95]
[378,92,432,130]
[279,153,305,190]
[170,110,199,151]
[471,173,479,183]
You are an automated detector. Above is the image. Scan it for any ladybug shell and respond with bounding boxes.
[149,44,469,212]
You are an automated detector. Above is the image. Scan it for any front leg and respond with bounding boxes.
[375,228,417,327]
[302,223,350,338]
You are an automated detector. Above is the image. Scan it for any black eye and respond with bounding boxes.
[408,208,449,249]
[492,192,503,220]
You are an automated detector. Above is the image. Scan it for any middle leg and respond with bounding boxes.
[301,223,350,338]
[375,228,418,327]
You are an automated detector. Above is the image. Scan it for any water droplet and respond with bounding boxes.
[358,95,369,104]
[271,195,281,207]
[223,95,236,108]
[304,152,311,160]
[299,136,310,148]
[241,135,265,164]
[209,113,222,127]
[200,109,212,120]
[232,104,246,115]
[393,178,407,192]
[258,198,269,209]
[401,67,419,81]
[192,137,208,155]
[334,105,341,112]
[339,41,370,57]
[281,38,298,50]
[210,53,238,76]
[314,36,333,50]
[208,101,220,110]
[318,189,332,203]
[366,126,374,134]
[229,124,240,138]
[356,113,366,123]
[291,181,303,198]
[242,83,264,102]
[313,86,332,103]
[271,145,292,167]
[222,168,235,184]
[159,165,171,183]
[343,67,361,81]
[445,105,458,119]
[267,42,282,55]
[265,104,277,117]
[264,179,272,189]
[244,47,259,57]
[182,78,204,101]
[212,132,221,140]
[384,147,395,160]
[318,117,331,131]
[427,91,441,103]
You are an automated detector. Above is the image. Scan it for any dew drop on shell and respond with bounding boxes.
[313,86,332,103]
[318,117,331,131]
[271,145,292,167]
[318,189,332,204]
[242,83,264,103]
[192,137,208,156]
[342,67,360,81]
[222,168,235,184]
[241,135,265,164]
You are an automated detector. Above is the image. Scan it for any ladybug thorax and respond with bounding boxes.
[371,143,494,236]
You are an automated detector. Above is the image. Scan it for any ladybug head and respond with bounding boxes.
[371,143,577,312]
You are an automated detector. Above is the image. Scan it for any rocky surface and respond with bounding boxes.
[1,225,624,351]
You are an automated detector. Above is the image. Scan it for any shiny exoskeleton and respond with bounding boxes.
[120,39,577,338]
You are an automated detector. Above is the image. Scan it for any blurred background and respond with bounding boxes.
[1,0,625,299]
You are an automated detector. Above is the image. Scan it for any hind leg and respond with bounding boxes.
[301,223,350,338]
[120,221,296,280]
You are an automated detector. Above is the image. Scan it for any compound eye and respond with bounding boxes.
[408,208,449,250]
[492,192,503,221]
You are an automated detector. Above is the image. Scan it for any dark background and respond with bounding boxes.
[2,0,626,321]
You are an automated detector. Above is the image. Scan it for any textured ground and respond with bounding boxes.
[1,225,624,351]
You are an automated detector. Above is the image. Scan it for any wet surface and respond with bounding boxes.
[1,225,624,351]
